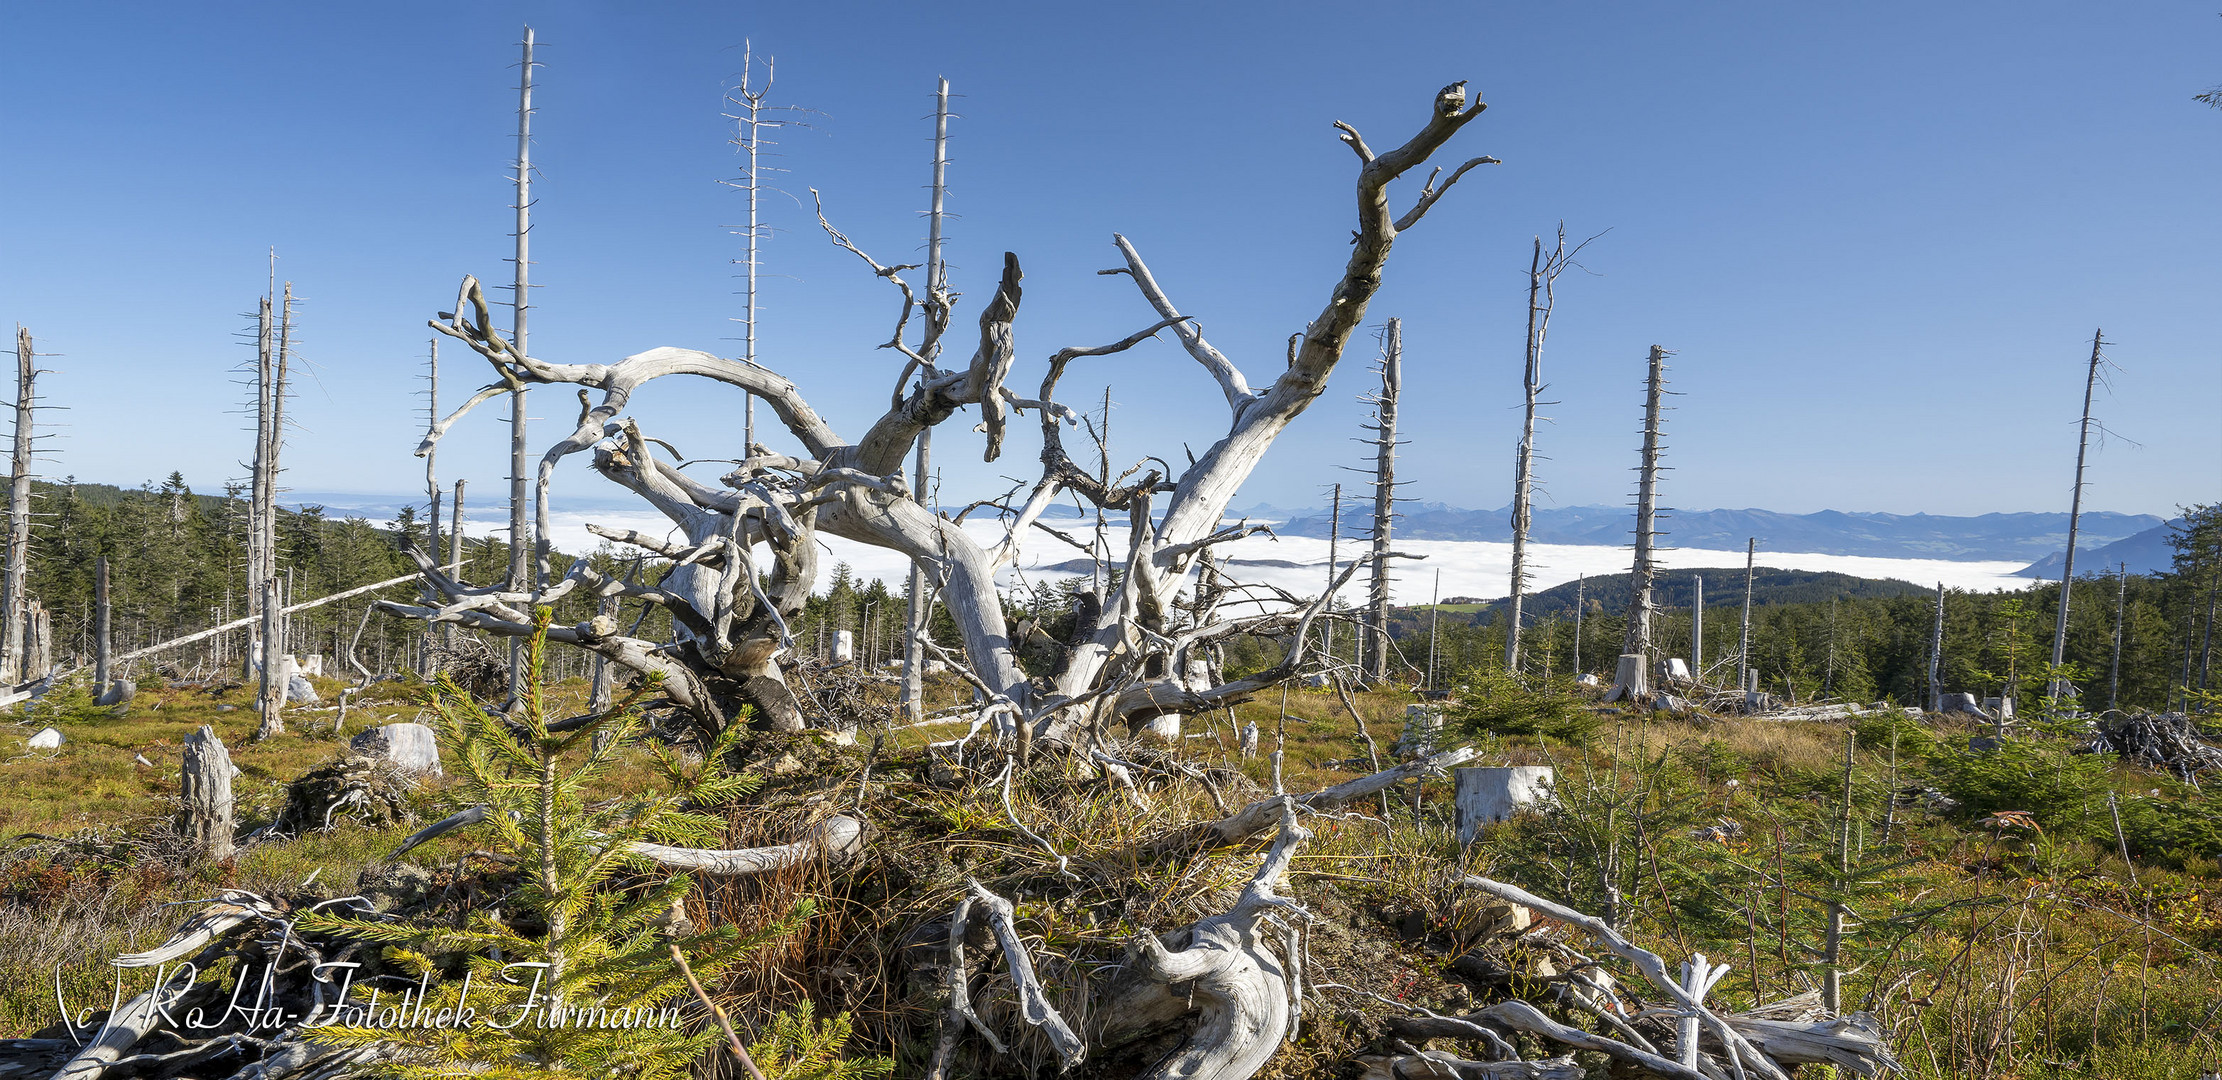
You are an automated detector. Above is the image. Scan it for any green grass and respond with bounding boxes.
[2,668,2218,1077]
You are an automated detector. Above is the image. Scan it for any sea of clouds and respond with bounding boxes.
[450,506,2032,604]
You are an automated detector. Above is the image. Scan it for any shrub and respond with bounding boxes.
[1446,668,1599,744]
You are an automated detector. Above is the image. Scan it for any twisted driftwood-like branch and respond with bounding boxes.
[1120,797,1311,1080]
[1462,877,1805,1080]
[390,83,1494,750]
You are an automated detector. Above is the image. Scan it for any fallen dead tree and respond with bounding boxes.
[1402,877,1905,1080]
[2084,710,2222,780]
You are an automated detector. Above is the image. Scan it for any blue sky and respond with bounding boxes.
[1,2,2215,522]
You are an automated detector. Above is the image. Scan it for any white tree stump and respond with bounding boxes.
[832,629,855,664]
[349,722,443,777]
[1238,721,1259,759]
[1455,766,1555,842]
[1664,657,1691,683]
[1140,713,1182,743]
[1607,653,1647,702]
[180,725,235,861]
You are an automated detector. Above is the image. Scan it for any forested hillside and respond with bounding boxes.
[1228,503,2222,715]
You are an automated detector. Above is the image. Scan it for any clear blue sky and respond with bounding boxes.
[2,2,2215,521]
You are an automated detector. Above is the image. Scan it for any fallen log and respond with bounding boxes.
[1354,1051,1582,1079]
[1462,876,1794,1080]
[386,805,867,876]
[1202,746,1475,845]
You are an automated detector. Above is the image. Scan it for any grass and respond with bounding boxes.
[2,666,2218,1078]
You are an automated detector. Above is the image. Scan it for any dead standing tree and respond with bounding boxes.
[1360,317,1404,685]
[2,326,36,686]
[1504,224,1596,674]
[2047,328,2108,702]
[506,28,541,698]
[902,77,953,724]
[1609,345,1667,702]
[252,285,295,740]
[389,82,1498,749]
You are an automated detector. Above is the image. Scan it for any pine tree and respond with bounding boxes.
[303,610,786,1077]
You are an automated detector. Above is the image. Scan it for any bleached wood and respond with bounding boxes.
[180,725,236,862]
[1363,318,1402,683]
[1207,745,1475,844]
[1461,876,1791,1080]
[628,814,863,876]
[1126,797,1309,1080]
[3,327,32,686]
[397,84,1494,748]
[2048,329,2105,701]
[1619,346,1666,666]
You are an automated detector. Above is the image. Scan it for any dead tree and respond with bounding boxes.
[507,28,540,696]
[1739,538,1756,692]
[2,326,34,685]
[179,725,235,861]
[1691,573,1705,677]
[901,78,953,724]
[93,555,111,700]
[2110,563,2128,710]
[1927,580,1945,712]
[1610,346,1667,700]
[1321,481,1343,662]
[1361,318,1405,684]
[1505,225,1595,672]
[1572,572,1584,675]
[722,39,801,454]
[2048,328,2106,702]
[391,82,1497,744]
[425,338,448,652]
[253,285,295,740]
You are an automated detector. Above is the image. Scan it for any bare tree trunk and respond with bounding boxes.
[180,725,235,862]
[1823,731,1855,1013]
[1619,346,1667,662]
[254,286,294,740]
[1363,318,1402,684]
[1927,580,1945,713]
[1505,226,1591,673]
[1691,574,1704,679]
[902,78,953,724]
[1739,538,1756,692]
[2109,564,2127,710]
[425,338,448,655]
[1426,568,1441,688]
[1573,573,1584,676]
[449,479,467,585]
[508,28,539,702]
[589,594,615,713]
[2049,329,2104,702]
[2200,563,2217,693]
[2,327,32,686]
[94,556,111,700]
[1323,482,1341,662]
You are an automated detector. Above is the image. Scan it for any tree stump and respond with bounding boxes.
[349,722,443,777]
[180,725,235,861]
[1455,766,1555,842]
[1608,653,1647,702]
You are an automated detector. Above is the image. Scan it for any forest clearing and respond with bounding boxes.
[3,7,2220,1080]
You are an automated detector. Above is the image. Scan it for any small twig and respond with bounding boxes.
[670,942,769,1080]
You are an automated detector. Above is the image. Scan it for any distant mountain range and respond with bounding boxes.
[2015,519,2182,579]
[1254,503,2165,563]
